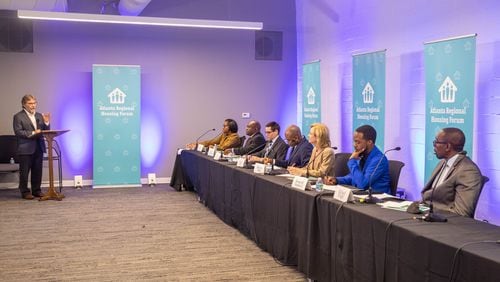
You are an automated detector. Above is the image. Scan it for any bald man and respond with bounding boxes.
[224,120,265,155]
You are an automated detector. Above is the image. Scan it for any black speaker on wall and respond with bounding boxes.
[0,10,33,53]
[255,30,282,61]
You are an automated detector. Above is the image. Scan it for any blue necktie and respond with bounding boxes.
[285,146,294,161]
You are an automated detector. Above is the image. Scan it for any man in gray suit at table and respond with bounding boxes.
[13,94,50,200]
[421,127,483,217]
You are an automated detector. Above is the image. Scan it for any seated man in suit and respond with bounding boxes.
[248,121,288,163]
[224,120,265,156]
[324,125,390,194]
[268,125,312,168]
[421,127,483,217]
[186,118,241,151]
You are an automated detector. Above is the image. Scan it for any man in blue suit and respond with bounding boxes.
[273,125,312,168]
[325,125,390,194]
[13,94,50,199]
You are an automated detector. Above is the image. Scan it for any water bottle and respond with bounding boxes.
[315,177,323,192]
[10,157,15,164]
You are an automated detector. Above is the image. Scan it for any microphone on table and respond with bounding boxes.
[195,128,216,150]
[422,160,449,222]
[243,140,270,168]
[364,146,401,204]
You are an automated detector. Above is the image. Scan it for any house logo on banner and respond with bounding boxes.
[429,72,468,126]
[355,80,381,121]
[108,88,127,104]
[438,76,457,103]
[307,87,316,105]
[362,82,374,104]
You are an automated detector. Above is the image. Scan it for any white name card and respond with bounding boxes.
[253,163,266,174]
[236,157,246,167]
[207,147,216,157]
[291,176,309,191]
[334,185,354,203]
[214,151,222,160]
[197,144,205,152]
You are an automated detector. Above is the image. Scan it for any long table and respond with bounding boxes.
[170,150,500,282]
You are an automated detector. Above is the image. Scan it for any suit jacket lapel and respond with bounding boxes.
[21,111,36,131]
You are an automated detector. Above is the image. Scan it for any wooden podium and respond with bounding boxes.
[39,130,69,201]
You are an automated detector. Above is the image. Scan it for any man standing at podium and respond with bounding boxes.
[13,94,50,200]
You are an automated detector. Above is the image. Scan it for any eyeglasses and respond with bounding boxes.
[433,139,448,146]
[265,131,273,134]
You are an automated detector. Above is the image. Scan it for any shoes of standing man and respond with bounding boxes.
[22,193,35,200]
[32,192,45,198]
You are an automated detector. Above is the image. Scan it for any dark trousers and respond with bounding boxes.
[18,147,43,195]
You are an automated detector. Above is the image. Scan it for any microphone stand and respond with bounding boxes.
[364,146,401,204]
[243,141,269,168]
[422,161,448,222]
[195,128,216,151]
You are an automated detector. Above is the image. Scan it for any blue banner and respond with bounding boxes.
[302,61,321,133]
[424,35,476,180]
[352,50,386,149]
[92,65,141,188]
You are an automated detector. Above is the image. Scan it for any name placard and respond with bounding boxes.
[291,176,309,191]
[334,185,354,203]
[253,163,266,174]
[236,157,246,167]
[207,147,216,157]
[214,151,222,160]
[197,144,205,152]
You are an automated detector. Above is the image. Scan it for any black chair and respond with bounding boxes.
[334,153,351,178]
[239,135,246,147]
[473,175,490,218]
[0,135,20,182]
[388,160,405,195]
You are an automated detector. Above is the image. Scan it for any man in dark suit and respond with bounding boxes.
[13,94,50,200]
[224,120,266,156]
[421,127,483,217]
[273,125,312,168]
[249,121,288,163]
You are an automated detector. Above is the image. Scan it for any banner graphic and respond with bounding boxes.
[353,50,386,149]
[424,35,476,180]
[302,61,321,133]
[92,64,141,188]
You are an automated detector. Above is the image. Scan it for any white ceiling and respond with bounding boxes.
[0,0,68,11]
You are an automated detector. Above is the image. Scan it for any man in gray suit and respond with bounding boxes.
[421,127,483,217]
[13,94,50,199]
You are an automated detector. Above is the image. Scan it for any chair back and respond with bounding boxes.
[473,176,490,218]
[334,153,351,178]
[388,160,405,195]
[0,135,18,163]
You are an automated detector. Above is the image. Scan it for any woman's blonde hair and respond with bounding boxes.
[310,123,331,148]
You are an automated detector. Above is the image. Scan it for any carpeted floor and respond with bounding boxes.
[0,185,305,281]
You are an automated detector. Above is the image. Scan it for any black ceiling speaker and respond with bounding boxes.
[0,10,33,53]
[255,30,282,61]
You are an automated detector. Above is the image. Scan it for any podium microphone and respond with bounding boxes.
[422,161,448,222]
[364,146,401,204]
[195,128,216,148]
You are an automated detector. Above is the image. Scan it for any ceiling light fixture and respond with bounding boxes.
[17,10,263,30]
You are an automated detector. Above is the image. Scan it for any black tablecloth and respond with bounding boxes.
[171,150,500,282]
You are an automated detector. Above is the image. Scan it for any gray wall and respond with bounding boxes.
[0,1,297,181]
